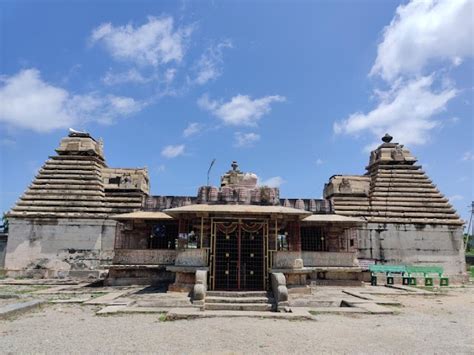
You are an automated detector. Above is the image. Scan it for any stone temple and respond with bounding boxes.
[3,131,466,294]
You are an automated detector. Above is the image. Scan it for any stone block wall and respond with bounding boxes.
[357,223,466,276]
[4,218,116,277]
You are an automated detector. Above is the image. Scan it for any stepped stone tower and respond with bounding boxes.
[5,131,149,277]
[324,134,465,277]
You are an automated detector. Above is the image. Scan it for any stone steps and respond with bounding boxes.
[206,296,272,304]
[206,291,268,298]
[204,291,274,312]
[205,302,273,311]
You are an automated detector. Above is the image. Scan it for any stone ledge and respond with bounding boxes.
[166,266,209,273]
[0,300,45,319]
[270,267,362,274]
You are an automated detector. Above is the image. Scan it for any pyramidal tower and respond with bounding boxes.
[324,134,465,277]
[5,131,149,277]
[9,132,108,218]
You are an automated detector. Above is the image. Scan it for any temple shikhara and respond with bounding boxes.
[4,131,466,305]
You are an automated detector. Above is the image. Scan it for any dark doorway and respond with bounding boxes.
[213,221,266,291]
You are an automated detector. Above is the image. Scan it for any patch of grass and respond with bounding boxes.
[158,313,167,322]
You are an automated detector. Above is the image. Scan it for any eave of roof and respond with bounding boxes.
[110,211,173,220]
[164,204,311,218]
[302,214,366,224]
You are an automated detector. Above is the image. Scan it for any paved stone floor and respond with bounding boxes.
[0,282,473,354]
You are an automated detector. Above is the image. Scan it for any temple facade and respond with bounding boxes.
[3,132,466,290]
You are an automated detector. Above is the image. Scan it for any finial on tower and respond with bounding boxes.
[382,133,393,143]
[231,161,239,171]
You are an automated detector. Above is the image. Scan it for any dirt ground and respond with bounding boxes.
[1,286,473,354]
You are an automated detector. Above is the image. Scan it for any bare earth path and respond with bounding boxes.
[1,287,473,354]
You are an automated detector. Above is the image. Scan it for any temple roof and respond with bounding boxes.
[302,214,365,224]
[164,204,312,218]
[111,211,173,220]
[324,134,463,226]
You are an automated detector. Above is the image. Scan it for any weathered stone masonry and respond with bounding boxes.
[4,132,467,282]
[324,134,466,277]
[5,132,148,277]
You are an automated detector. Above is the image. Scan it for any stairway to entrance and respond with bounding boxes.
[203,291,275,311]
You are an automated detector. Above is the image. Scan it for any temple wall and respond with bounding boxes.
[272,251,357,268]
[113,249,178,265]
[4,218,117,278]
[357,223,466,276]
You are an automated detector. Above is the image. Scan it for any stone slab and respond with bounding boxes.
[96,306,174,315]
[308,307,366,314]
[33,286,71,294]
[83,287,146,305]
[0,279,80,286]
[342,290,401,306]
[166,307,316,321]
[83,291,130,305]
[356,303,394,314]
[0,300,44,319]
[50,297,92,304]
[386,284,436,295]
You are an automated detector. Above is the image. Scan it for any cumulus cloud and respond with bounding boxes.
[161,144,185,158]
[193,40,232,85]
[198,94,285,126]
[370,0,473,81]
[183,122,202,137]
[259,176,285,188]
[234,132,260,148]
[335,0,471,148]
[0,68,143,132]
[334,76,456,147]
[90,16,193,67]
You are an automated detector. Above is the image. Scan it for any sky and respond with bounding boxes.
[0,0,473,223]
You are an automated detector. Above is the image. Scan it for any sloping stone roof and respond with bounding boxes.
[324,135,463,225]
[8,133,147,219]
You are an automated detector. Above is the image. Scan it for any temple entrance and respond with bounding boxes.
[211,219,268,291]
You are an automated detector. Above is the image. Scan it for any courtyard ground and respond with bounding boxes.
[0,282,473,354]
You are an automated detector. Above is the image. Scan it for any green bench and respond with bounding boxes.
[369,265,407,286]
[406,266,448,286]
[369,264,449,286]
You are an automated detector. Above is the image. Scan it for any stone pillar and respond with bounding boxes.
[288,221,301,251]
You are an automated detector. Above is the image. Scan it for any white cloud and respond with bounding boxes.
[90,16,193,67]
[370,0,473,81]
[198,94,285,126]
[316,158,324,166]
[0,68,143,132]
[193,40,232,85]
[259,176,285,188]
[337,1,472,149]
[183,122,202,138]
[234,132,260,148]
[334,75,456,147]
[462,151,474,161]
[0,138,15,147]
[164,68,177,83]
[156,164,166,172]
[161,144,185,158]
[102,68,151,85]
[448,194,464,202]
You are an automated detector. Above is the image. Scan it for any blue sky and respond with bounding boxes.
[0,0,473,223]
